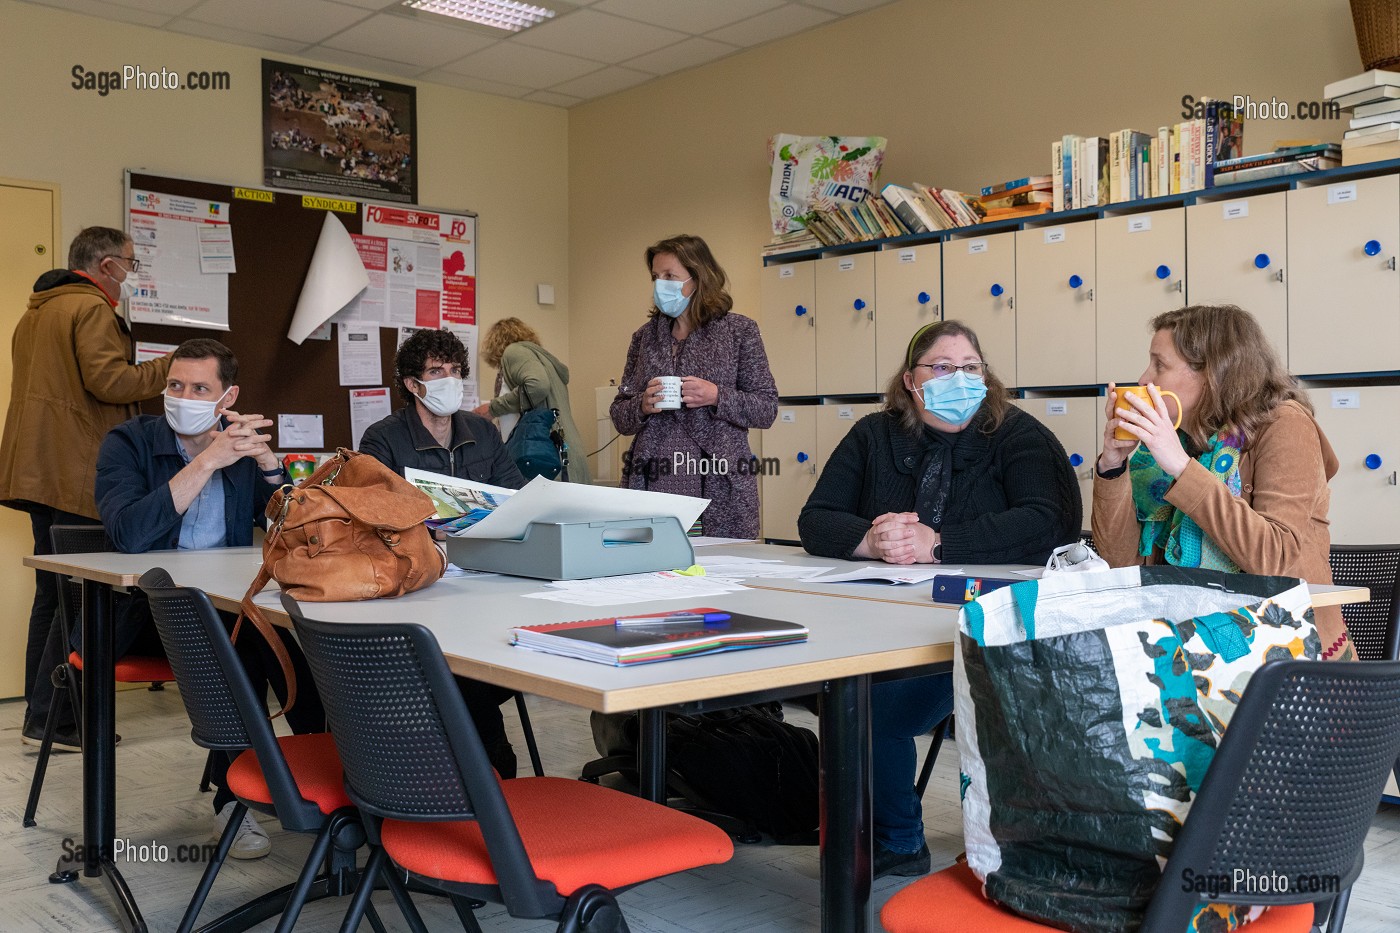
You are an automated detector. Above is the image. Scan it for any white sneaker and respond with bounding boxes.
[213,801,271,860]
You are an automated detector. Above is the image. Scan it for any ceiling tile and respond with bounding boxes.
[800,0,895,13]
[523,89,583,108]
[706,2,836,47]
[25,0,170,27]
[322,13,497,68]
[184,0,370,44]
[326,0,398,7]
[513,9,686,64]
[103,0,203,15]
[165,19,311,54]
[302,45,428,80]
[548,64,651,99]
[623,36,737,76]
[442,41,599,87]
[592,0,783,34]
[418,69,532,97]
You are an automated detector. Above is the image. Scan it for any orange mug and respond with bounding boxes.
[1113,386,1181,440]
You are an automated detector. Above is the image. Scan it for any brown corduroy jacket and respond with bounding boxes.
[1092,400,1351,659]
[0,273,170,518]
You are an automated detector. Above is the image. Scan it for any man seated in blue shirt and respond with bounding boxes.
[93,337,324,860]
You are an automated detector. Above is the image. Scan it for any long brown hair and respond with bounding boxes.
[481,317,542,368]
[884,320,1009,436]
[645,234,733,328]
[1150,304,1311,448]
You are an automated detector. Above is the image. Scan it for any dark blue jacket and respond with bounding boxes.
[96,414,280,554]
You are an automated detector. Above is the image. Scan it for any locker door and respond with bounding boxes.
[760,262,817,396]
[1015,222,1096,387]
[942,232,1017,386]
[1288,176,1400,375]
[815,253,877,394]
[1012,396,1098,531]
[1307,386,1400,545]
[760,406,819,542]
[1186,192,1289,364]
[874,244,941,386]
[1096,210,1186,384]
[815,402,882,466]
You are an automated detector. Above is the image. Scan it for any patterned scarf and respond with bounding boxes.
[1129,432,1243,572]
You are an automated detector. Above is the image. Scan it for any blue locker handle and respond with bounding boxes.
[1069,453,1084,467]
[794,304,807,316]
[1366,454,1383,470]
[917,291,931,305]
[853,298,866,311]
[1365,239,1383,257]
[796,452,809,463]
[1155,264,1171,280]
[1254,253,1270,269]
[990,283,1004,297]
[1068,275,1083,289]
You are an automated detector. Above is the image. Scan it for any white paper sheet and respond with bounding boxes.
[337,325,382,386]
[196,223,236,274]
[287,212,369,344]
[690,537,759,547]
[277,414,324,450]
[134,341,177,364]
[452,475,707,541]
[812,566,946,585]
[520,571,746,607]
[127,188,231,330]
[348,387,391,449]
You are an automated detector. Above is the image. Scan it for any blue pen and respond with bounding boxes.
[615,612,732,626]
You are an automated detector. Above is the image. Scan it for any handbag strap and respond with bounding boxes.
[233,498,299,719]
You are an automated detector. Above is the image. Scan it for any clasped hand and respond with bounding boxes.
[198,409,278,473]
[860,512,937,565]
[640,376,718,415]
[1097,383,1189,477]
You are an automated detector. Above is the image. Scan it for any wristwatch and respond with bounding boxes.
[932,542,943,563]
[259,465,285,478]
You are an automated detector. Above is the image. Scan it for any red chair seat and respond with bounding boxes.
[380,776,734,896]
[68,650,174,684]
[880,861,1315,933]
[226,733,351,815]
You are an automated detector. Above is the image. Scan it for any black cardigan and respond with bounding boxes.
[797,407,1082,565]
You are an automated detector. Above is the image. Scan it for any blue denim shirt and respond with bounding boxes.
[174,434,228,549]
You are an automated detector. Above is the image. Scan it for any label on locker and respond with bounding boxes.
[1043,228,1066,244]
[1222,201,1249,220]
[1328,184,1357,205]
[897,249,917,263]
[967,239,988,254]
[1331,390,1361,409]
[1127,216,1152,233]
[1045,401,1068,416]
[837,407,855,420]
[779,266,795,278]
[838,258,856,271]
[780,411,797,423]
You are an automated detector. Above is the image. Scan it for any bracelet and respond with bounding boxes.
[259,466,285,478]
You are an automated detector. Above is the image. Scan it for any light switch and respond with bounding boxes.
[537,283,555,305]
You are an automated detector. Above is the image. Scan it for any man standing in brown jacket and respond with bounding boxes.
[0,226,170,747]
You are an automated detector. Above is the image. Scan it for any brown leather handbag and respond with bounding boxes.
[238,448,446,714]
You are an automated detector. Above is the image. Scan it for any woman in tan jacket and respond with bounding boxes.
[1092,304,1353,660]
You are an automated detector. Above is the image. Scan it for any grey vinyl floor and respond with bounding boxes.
[2,687,1399,932]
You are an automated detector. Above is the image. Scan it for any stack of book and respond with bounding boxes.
[1325,70,1400,165]
[1213,144,1342,185]
[878,183,985,235]
[762,228,821,255]
[801,194,910,246]
[510,608,809,666]
[977,175,1052,220]
[1052,100,1242,207]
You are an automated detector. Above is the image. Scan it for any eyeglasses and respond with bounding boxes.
[913,361,986,378]
[105,255,142,273]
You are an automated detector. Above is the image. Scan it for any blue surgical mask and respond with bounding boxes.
[653,278,691,318]
[921,371,987,425]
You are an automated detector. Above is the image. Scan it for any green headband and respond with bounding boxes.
[905,322,941,370]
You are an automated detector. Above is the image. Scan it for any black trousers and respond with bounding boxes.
[23,505,101,724]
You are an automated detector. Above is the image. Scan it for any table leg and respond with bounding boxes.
[637,708,667,803]
[76,579,147,932]
[819,674,871,933]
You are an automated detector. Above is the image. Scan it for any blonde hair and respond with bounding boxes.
[1150,304,1311,448]
[884,320,1008,436]
[481,317,542,368]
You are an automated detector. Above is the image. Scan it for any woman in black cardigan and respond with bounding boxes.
[798,320,1081,879]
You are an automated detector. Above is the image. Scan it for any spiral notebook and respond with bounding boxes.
[510,607,808,666]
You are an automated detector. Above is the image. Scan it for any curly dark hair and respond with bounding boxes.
[394,328,468,405]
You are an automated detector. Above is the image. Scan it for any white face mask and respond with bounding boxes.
[415,375,464,417]
[164,386,231,437]
[118,271,140,302]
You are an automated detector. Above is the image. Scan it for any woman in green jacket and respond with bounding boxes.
[476,317,591,483]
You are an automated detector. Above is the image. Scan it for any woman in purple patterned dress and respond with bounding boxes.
[610,234,778,538]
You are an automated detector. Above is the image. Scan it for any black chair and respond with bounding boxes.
[1328,544,1400,663]
[138,568,411,933]
[885,658,1400,932]
[283,593,735,933]
[24,525,217,827]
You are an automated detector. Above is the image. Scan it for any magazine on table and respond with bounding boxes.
[403,468,516,535]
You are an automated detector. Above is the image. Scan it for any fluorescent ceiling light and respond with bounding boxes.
[402,0,557,32]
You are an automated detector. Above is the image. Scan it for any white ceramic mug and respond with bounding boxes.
[655,376,682,410]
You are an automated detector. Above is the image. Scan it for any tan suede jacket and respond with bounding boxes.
[1092,400,1350,659]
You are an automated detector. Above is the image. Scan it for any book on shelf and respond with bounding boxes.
[1325,69,1400,101]
[509,608,809,666]
[1343,138,1400,165]
[980,175,1050,197]
[980,190,1052,208]
[1202,99,1243,188]
[881,183,937,234]
[1085,135,1109,206]
[1156,126,1170,198]
[1215,143,1342,173]
[1354,96,1400,118]
[1343,128,1400,148]
[1061,134,1078,209]
[1333,85,1400,110]
[1345,122,1400,138]
[1214,156,1341,185]
[982,203,1051,219]
[762,230,820,255]
[1350,109,1400,129]
[1051,140,1064,212]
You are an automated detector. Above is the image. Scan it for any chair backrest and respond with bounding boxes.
[281,592,561,916]
[49,525,115,646]
[138,569,323,832]
[1329,544,1400,661]
[1142,659,1400,928]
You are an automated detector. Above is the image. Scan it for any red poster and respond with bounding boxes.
[441,271,475,326]
[415,289,441,328]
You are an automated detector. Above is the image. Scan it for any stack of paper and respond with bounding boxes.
[522,571,747,607]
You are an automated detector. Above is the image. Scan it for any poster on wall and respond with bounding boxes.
[261,58,417,204]
[362,204,476,326]
[127,188,231,330]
